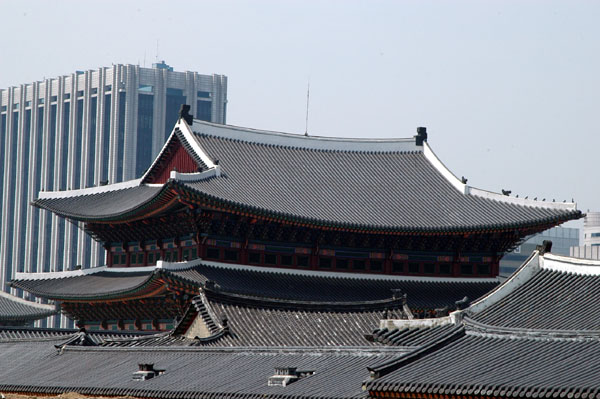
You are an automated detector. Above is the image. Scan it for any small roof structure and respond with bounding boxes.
[365,249,600,398]
[33,118,581,234]
[0,290,57,326]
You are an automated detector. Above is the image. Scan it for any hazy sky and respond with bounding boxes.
[1,0,598,228]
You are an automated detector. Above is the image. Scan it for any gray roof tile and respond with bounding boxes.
[32,121,581,231]
[0,291,57,324]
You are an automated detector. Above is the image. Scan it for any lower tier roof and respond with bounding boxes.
[10,260,500,310]
[0,291,57,325]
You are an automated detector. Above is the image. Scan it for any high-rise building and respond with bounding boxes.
[499,226,579,276]
[570,211,600,259]
[0,62,227,326]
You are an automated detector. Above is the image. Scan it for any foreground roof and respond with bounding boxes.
[33,118,581,233]
[365,250,600,398]
[0,290,57,325]
[0,327,400,399]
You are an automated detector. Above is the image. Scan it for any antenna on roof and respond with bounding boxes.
[304,79,310,136]
[155,39,159,62]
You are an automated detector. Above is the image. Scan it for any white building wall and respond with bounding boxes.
[0,63,227,328]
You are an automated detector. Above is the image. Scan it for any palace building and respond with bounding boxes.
[9,107,580,331]
[0,109,589,398]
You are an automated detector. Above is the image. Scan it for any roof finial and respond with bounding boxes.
[415,127,427,146]
[178,104,193,125]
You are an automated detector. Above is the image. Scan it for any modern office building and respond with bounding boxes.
[570,211,600,259]
[0,62,227,327]
[499,225,579,275]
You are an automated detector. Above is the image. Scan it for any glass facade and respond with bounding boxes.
[197,100,212,122]
[74,99,84,188]
[87,96,97,187]
[0,113,5,235]
[102,94,111,182]
[117,92,126,182]
[165,88,186,139]
[17,110,32,272]
[60,102,70,190]
[136,94,154,177]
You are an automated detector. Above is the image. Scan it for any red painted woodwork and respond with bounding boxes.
[145,140,199,184]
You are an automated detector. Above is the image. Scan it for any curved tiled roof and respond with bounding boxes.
[178,290,406,347]
[364,252,600,398]
[0,338,400,399]
[10,270,155,300]
[32,119,581,232]
[0,291,57,324]
[12,261,499,310]
[367,330,600,397]
[34,184,163,221]
[467,253,600,330]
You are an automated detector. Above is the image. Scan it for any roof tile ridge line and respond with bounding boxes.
[378,315,454,331]
[465,251,540,315]
[469,186,577,210]
[101,330,172,345]
[140,118,217,184]
[169,166,221,182]
[0,331,82,343]
[61,344,402,354]
[198,259,500,284]
[0,290,57,310]
[462,315,600,341]
[14,269,163,301]
[13,264,161,281]
[204,286,404,310]
[422,142,578,211]
[197,289,226,334]
[422,141,467,195]
[365,324,466,381]
[540,253,600,275]
[36,177,144,200]
[192,119,418,152]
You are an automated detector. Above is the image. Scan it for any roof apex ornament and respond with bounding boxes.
[537,240,552,255]
[178,104,194,125]
[415,127,428,146]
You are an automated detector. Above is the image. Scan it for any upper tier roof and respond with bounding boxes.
[33,118,581,233]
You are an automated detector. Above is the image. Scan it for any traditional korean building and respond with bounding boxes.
[2,246,600,399]
[365,245,600,398]
[9,107,580,330]
[0,290,56,326]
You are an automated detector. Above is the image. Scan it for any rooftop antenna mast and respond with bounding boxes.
[155,39,159,62]
[304,79,310,136]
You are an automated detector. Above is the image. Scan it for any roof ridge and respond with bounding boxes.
[203,286,405,311]
[191,119,420,153]
[463,316,600,341]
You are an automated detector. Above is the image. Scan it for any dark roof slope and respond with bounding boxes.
[179,290,406,347]
[34,185,163,220]
[0,291,57,324]
[12,262,499,310]
[31,119,581,231]
[364,253,600,397]
[0,337,399,399]
[469,267,600,330]
[367,331,600,398]
[184,130,579,232]
[10,270,155,300]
